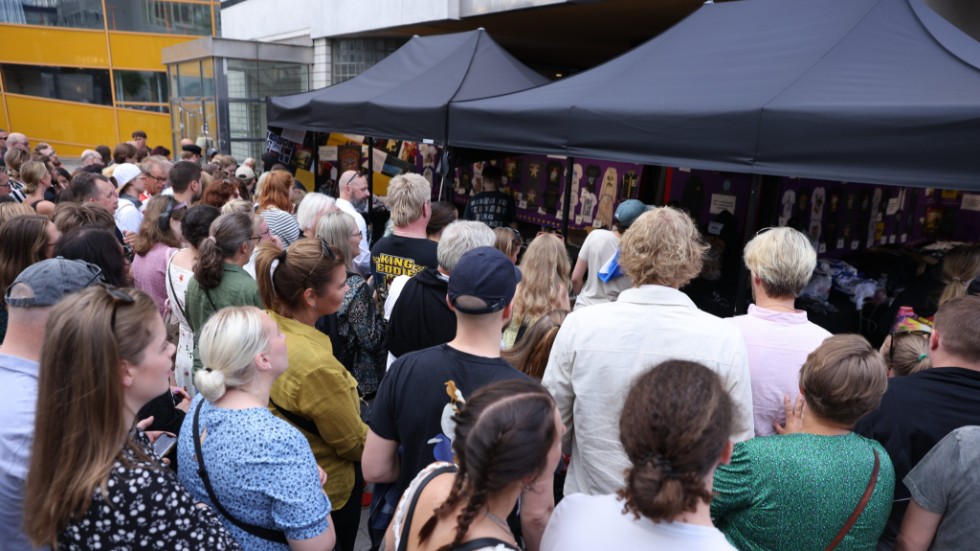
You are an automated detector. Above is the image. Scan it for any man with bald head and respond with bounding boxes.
[336,169,372,276]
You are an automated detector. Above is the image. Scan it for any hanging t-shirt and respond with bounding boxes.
[462,190,517,229]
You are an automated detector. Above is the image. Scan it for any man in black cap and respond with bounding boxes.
[364,246,553,548]
[0,258,104,549]
[180,143,202,164]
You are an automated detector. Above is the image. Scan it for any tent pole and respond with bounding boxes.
[561,156,575,238]
[734,174,762,316]
[311,133,319,190]
[367,136,375,204]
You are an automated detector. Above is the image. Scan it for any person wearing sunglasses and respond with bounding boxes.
[255,237,367,551]
[186,212,264,376]
[0,259,104,551]
[23,285,241,550]
[880,328,932,378]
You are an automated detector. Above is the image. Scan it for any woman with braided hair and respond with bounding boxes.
[541,360,737,550]
[386,378,561,551]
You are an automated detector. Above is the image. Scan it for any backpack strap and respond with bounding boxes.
[193,400,288,543]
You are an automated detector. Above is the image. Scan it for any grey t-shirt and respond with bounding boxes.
[573,229,631,310]
[904,425,980,551]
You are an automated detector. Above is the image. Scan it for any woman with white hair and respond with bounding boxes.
[727,226,831,437]
[316,210,386,398]
[178,306,336,550]
[296,192,337,238]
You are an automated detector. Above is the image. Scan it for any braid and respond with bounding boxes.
[449,484,489,549]
[417,470,468,545]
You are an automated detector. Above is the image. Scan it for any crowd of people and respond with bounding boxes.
[0,140,978,551]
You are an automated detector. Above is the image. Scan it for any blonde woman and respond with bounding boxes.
[18,160,55,217]
[24,286,240,550]
[178,306,335,550]
[502,233,570,349]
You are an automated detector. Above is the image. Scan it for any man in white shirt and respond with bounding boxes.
[543,206,754,496]
[336,170,372,276]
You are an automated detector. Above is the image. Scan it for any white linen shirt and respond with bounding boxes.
[543,284,754,496]
[336,197,371,277]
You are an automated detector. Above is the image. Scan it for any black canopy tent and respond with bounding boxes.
[266,29,548,144]
[448,0,980,191]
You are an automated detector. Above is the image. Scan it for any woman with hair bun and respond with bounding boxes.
[254,237,367,551]
[880,328,932,378]
[541,360,737,550]
[177,306,336,550]
[167,204,222,395]
[711,334,894,550]
[386,378,561,551]
[185,211,263,374]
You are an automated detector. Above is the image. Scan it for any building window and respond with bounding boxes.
[104,0,213,36]
[1,64,112,105]
[0,0,104,30]
[115,70,168,103]
[331,38,405,84]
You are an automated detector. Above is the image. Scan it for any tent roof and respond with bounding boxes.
[266,29,547,144]
[448,0,980,190]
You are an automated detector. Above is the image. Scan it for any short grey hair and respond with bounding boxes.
[743,226,816,298]
[438,221,496,272]
[296,192,337,234]
[140,155,172,175]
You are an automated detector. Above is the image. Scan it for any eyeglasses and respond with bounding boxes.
[248,235,262,242]
[144,173,167,183]
[888,330,931,364]
[351,230,363,237]
[103,284,135,332]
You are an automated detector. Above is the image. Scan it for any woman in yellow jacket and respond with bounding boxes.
[255,237,367,551]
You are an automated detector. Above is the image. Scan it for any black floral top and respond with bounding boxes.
[59,430,242,550]
[337,272,388,395]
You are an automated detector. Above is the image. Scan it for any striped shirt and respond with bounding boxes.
[260,207,301,246]
[8,180,25,203]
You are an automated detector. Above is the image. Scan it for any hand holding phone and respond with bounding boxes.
[153,433,178,459]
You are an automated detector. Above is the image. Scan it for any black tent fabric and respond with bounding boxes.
[266,29,547,144]
[448,0,980,190]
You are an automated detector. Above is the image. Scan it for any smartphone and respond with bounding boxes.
[153,433,178,459]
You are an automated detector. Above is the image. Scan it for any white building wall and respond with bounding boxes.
[313,38,331,89]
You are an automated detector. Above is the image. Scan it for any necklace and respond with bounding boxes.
[484,509,512,534]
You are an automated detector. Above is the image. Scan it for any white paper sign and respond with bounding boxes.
[888,235,896,244]
[280,128,306,144]
[818,243,827,253]
[851,240,859,250]
[836,239,844,249]
[901,234,907,243]
[885,198,899,216]
[371,148,387,172]
[318,146,337,161]
[708,221,724,235]
[962,193,980,212]
[709,194,736,215]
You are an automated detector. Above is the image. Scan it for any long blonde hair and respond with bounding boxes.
[512,234,570,327]
[939,245,980,307]
[25,286,159,548]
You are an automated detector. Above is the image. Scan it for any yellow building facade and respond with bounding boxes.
[0,0,220,156]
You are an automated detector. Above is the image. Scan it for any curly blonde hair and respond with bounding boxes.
[620,207,708,288]
[511,234,570,327]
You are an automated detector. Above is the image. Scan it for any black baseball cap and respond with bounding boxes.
[448,246,521,315]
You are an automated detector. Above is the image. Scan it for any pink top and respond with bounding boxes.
[727,304,831,436]
[131,243,178,317]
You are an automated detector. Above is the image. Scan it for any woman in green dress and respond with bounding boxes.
[711,334,895,551]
